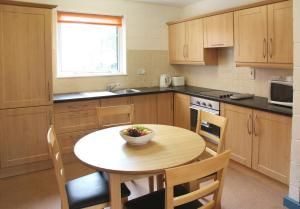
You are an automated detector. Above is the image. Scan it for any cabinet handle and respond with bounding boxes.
[48,82,51,101]
[211,43,224,47]
[186,45,189,58]
[247,114,252,135]
[263,39,267,59]
[254,114,258,136]
[269,38,273,59]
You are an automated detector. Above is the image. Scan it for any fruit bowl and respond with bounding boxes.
[120,126,155,146]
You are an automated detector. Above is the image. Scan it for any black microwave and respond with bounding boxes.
[268,80,293,107]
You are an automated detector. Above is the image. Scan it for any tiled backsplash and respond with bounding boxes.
[175,48,293,97]
[53,50,177,94]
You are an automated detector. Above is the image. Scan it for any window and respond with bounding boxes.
[57,12,126,78]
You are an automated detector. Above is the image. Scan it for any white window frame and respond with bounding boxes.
[56,16,127,78]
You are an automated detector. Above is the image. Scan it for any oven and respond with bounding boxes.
[190,97,220,138]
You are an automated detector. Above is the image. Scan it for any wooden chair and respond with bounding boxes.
[96,104,134,129]
[153,111,228,192]
[124,150,231,209]
[47,126,130,209]
[196,111,228,157]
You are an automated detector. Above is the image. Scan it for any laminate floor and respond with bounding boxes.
[0,161,288,209]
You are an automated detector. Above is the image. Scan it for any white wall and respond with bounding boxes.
[289,0,300,203]
[181,0,262,18]
[16,0,181,93]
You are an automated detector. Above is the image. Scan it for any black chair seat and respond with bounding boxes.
[125,185,202,209]
[65,172,131,209]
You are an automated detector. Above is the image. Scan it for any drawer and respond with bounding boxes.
[54,100,100,113]
[57,129,96,154]
[54,110,99,134]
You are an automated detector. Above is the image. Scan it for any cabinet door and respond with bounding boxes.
[157,93,173,125]
[222,104,253,167]
[169,22,186,63]
[204,12,234,48]
[0,106,52,168]
[268,1,293,64]
[131,95,157,124]
[0,5,52,109]
[101,97,131,126]
[186,19,204,62]
[252,110,291,184]
[174,93,190,129]
[234,6,268,63]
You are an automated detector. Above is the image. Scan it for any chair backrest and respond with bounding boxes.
[164,150,231,209]
[47,126,68,208]
[96,104,134,129]
[196,111,228,155]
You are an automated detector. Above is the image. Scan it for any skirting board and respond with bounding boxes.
[284,196,300,209]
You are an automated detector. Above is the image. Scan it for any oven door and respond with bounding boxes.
[190,105,221,138]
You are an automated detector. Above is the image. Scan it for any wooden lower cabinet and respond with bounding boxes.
[222,104,253,168]
[221,103,291,184]
[131,94,157,124]
[100,96,130,126]
[0,106,52,168]
[252,110,291,184]
[174,93,190,129]
[157,93,174,125]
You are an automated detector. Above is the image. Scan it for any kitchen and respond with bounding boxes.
[0,0,299,209]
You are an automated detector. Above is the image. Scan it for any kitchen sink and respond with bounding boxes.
[80,91,116,97]
[113,88,141,94]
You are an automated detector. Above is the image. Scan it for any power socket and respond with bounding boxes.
[250,68,256,80]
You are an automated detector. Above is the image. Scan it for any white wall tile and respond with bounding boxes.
[289,185,300,202]
[291,139,300,165]
[294,91,300,115]
[295,43,300,67]
[292,115,300,140]
[294,68,300,91]
[290,162,300,187]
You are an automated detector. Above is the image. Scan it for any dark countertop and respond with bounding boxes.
[53,86,292,117]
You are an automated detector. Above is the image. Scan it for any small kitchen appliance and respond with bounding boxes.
[268,77,293,107]
[160,74,171,88]
[171,76,185,86]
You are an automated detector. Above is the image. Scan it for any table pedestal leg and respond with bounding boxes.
[109,173,122,209]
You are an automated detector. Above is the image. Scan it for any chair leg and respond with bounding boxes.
[156,174,164,190]
[148,176,154,192]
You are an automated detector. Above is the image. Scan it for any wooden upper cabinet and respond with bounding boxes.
[204,12,234,48]
[157,93,174,125]
[234,6,268,63]
[268,1,293,64]
[174,93,190,129]
[0,5,52,109]
[131,94,157,124]
[169,22,186,62]
[0,106,52,168]
[252,110,291,184]
[222,104,253,168]
[168,19,218,65]
[186,19,204,62]
[234,1,293,69]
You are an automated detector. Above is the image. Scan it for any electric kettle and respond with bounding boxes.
[160,74,171,88]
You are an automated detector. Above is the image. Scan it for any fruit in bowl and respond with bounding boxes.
[120,126,155,146]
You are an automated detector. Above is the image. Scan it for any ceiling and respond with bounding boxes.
[130,0,201,7]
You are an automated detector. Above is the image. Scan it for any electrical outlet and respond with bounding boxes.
[250,68,256,80]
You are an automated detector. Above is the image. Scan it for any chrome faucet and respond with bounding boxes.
[106,83,120,92]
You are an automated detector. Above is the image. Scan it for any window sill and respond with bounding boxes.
[56,73,128,79]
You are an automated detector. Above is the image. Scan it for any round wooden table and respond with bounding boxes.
[74,124,206,209]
